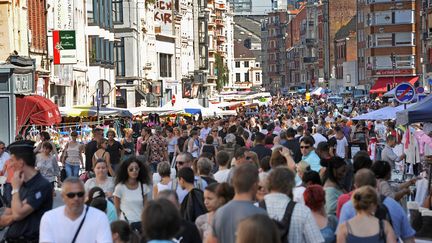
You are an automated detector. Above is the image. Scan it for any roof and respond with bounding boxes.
[234,41,255,59]
[334,15,357,40]
[234,16,265,40]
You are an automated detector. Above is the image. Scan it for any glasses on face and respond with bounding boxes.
[177,161,185,166]
[66,191,85,199]
[212,130,217,133]
[128,167,140,172]
[0,147,4,150]
[300,146,310,149]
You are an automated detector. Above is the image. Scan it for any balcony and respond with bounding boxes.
[303,57,318,63]
[217,35,226,43]
[215,18,224,27]
[215,3,226,10]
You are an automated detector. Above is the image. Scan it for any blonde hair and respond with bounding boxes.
[352,186,379,212]
[236,214,281,243]
[124,128,133,135]
[296,160,310,174]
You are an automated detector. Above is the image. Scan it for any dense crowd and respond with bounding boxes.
[0,95,431,243]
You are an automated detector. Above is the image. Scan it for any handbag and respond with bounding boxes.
[71,205,89,243]
[120,183,147,233]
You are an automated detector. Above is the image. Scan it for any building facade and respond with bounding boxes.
[233,41,262,90]
[332,16,358,93]
[358,0,422,94]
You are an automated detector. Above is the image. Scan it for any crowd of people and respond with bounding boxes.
[0,95,430,243]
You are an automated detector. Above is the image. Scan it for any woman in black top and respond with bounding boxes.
[201,135,218,161]
[106,129,123,172]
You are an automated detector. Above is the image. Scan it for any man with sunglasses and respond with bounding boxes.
[40,177,112,243]
[300,136,321,172]
[0,140,53,243]
[173,152,208,204]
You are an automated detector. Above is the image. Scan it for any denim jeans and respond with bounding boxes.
[65,163,80,178]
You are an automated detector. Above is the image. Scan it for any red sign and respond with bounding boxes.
[374,69,413,76]
[171,94,176,106]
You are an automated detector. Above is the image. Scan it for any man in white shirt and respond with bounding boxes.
[0,141,10,171]
[213,151,231,183]
[40,178,112,243]
[335,127,349,160]
[312,127,328,148]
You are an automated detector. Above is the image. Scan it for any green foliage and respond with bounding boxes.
[215,53,227,92]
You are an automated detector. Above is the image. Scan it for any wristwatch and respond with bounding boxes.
[11,188,19,195]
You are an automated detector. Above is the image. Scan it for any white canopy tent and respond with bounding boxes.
[352,104,411,120]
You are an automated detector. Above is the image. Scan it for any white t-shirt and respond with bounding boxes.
[214,169,230,183]
[312,133,328,148]
[0,152,10,171]
[84,177,115,195]
[39,205,112,243]
[336,136,348,158]
[292,186,306,204]
[113,183,151,223]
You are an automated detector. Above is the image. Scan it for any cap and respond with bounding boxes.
[8,140,35,155]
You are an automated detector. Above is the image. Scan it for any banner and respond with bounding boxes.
[54,0,73,30]
[155,0,173,35]
[53,30,77,64]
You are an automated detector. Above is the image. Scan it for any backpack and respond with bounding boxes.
[259,200,296,243]
[375,195,393,227]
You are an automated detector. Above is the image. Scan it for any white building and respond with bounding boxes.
[232,41,262,89]
[113,0,147,108]
[225,6,236,88]
[46,0,90,107]
[85,0,115,107]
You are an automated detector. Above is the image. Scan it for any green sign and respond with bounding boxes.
[59,30,76,49]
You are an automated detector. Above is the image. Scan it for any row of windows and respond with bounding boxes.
[235,61,249,68]
[88,36,114,67]
[235,73,261,82]
[368,55,415,69]
[368,32,415,48]
[87,0,114,29]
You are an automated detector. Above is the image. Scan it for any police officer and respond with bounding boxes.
[0,140,53,242]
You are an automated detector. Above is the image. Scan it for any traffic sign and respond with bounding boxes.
[394,82,416,104]
[416,87,425,94]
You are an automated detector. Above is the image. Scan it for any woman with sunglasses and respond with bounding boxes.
[85,159,115,198]
[113,157,152,233]
[210,128,223,147]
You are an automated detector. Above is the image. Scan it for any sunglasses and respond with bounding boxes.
[245,156,252,160]
[212,130,217,132]
[128,167,140,172]
[66,191,85,198]
[300,146,310,149]
[177,161,185,165]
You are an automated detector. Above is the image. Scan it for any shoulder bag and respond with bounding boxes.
[71,205,90,243]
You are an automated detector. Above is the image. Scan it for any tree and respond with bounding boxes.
[215,53,227,92]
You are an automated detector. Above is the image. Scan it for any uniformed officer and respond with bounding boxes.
[0,140,53,243]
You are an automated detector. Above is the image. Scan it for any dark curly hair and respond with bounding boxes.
[115,156,151,185]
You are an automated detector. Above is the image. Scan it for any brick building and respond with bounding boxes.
[358,0,422,94]
[28,0,50,96]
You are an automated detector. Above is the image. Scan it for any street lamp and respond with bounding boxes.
[391,52,396,89]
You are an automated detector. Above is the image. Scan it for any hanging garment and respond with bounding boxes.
[402,127,420,164]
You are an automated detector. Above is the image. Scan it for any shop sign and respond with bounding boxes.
[53,30,77,64]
